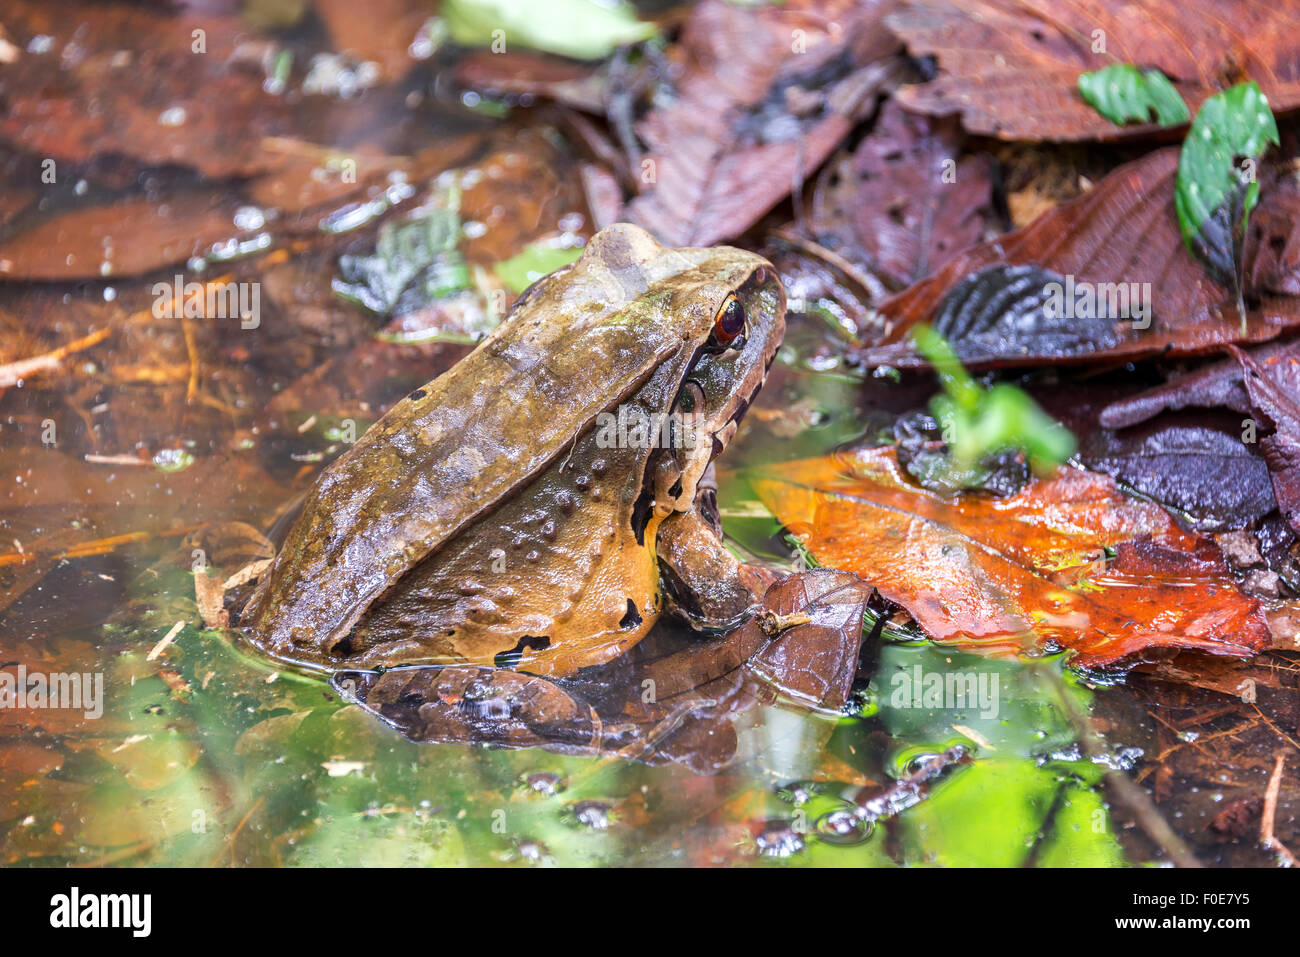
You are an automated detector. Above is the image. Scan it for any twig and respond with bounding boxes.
[0,326,112,388]
[1261,753,1298,867]
[0,527,196,568]
[1050,672,1203,867]
[215,796,266,867]
[147,621,186,661]
[182,313,200,403]
[1251,702,1300,753]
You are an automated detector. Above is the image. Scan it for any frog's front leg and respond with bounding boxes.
[655,490,780,633]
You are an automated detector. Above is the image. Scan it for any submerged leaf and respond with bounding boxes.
[493,243,583,294]
[443,0,655,60]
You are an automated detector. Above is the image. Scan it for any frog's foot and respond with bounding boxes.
[656,505,780,633]
[640,565,875,718]
[332,666,605,755]
[744,569,875,712]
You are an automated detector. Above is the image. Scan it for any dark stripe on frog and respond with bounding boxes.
[494,634,551,669]
[619,599,642,630]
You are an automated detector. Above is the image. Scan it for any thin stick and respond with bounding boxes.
[1261,753,1298,867]
[215,796,266,868]
[1049,670,1203,868]
[0,326,112,388]
[0,526,196,568]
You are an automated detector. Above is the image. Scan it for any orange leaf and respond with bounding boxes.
[751,447,1269,666]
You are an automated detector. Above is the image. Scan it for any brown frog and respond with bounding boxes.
[242,223,786,678]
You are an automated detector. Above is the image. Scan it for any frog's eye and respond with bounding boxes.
[711,294,746,349]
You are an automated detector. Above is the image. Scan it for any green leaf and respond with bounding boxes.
[1034,783,1127,867]
[334,194,471,315]
[1174,81,1280,319]
[912,325,1076,480]
[493,242,584,294]
[911,324,981,412]
[1078,64,1190,127]
[443,0,657,61]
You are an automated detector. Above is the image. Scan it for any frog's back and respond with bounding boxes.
[242,225,706,666]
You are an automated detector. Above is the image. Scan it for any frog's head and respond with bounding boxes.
[652,239,786,512]
[499,223,785,515]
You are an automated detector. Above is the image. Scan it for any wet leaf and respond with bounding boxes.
[1098,341,1300,429]
[901,758,1125,866]
[1175,83,1280,299]
[1081,413,1277,532]
[1078,65,1189,128]
[809,100,999,290]
[626,0,901,247]
[334,199,471,315]
[745,570,872,712]
[887,0,1300,141]
[752,447,1270,666]
[1232,343,1300,534]
[859,148,1300,368]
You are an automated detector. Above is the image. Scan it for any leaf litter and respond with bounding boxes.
[0,0,1298,867]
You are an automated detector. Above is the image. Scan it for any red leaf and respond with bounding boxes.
[752,447,1270,666]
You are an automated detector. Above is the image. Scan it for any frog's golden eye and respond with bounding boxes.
[711,294,746,349]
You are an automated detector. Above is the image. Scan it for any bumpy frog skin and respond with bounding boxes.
[242,223,785,676]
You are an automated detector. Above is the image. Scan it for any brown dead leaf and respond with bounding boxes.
[1232,343,1300,535]
[194,570,227,630]
[887,0,1300,141]
[626,0,902,246]
[858,148,1300,368]
[0,192,257,281]
[0,0,292,179]
[315,0,431,83]
[810,99,999,290]
[455,49,609,113]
